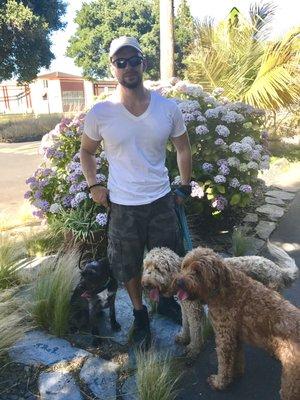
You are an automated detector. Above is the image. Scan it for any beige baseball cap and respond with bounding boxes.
[109,36,143,58]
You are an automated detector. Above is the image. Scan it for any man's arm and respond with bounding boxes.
[80,133,109,207]
[171,132,192,185]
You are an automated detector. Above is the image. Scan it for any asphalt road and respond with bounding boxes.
[179,189,300,400]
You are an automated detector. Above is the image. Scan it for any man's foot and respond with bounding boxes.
[157,296,182,325]
[129,305,151,351]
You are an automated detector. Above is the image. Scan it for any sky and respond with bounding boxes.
[45,0,300,76]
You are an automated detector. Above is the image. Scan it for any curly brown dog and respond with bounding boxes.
[175,247,300,400]
[142,243,298,358]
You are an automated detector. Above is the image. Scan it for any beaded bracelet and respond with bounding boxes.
[88,183,102,192]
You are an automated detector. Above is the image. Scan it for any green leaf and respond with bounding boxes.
[230,193,241,205]
[216,185,226,194]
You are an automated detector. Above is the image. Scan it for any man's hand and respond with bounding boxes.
[175,195,185,205]
[90,186,109,208]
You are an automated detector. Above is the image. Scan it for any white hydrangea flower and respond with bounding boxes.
[195,125,209,135]
[239,163,248,172]
[260,161,270,170]
[49,203,62,213]
[191,181,204,198]
[221,111,245,123]
[178,100,200,113]
[183,113,195,123]
[203,96,218,107]
[247,161,259,170]
[229,142,243,154]
[215,125,230,137]
[204,108,219,119]
[251,150,261,161]
[241,136,255,147]
[212,87,224,96]
[197,115,207,123]
[227,157,241,167]
[241,143,253,153]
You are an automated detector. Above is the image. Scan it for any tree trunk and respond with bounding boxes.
[160,0,175,81]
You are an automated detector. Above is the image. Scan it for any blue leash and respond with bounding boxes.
[175,203,193,253]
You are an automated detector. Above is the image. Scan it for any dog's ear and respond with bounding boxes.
[189,255,232,294]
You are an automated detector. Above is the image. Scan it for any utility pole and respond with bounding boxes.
[160,0,175,80]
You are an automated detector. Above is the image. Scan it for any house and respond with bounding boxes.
[0,72,117,115]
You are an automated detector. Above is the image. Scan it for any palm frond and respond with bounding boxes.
[244,28,300,109]
[249,2,277,40]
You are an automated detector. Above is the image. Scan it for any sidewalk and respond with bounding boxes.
[178,186,300,400]
[0,141,41,215]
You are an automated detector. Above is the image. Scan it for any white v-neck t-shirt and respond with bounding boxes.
[84,90,186,205]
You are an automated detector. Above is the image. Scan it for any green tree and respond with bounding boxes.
[174,0,195,78]
[67,0,160,80]
[0,0,66,82]
[184,3,300,111]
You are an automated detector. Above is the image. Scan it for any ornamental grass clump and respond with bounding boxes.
[0,289,33,358]
[232,228,253,256]
[0,236,25,289]
[30,250,80,336]
[136,349,180,400]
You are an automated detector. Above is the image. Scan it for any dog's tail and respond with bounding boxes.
[267,241,299,286]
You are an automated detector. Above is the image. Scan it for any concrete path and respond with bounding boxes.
[0,141,42,216]
[179,185,300,400]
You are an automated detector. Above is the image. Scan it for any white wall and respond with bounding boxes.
[30,79,63,114]
[84,80,94,110]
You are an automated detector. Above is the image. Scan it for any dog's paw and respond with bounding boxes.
[175,333,190,345]
[207,375,227,391]
[111,321,121,332]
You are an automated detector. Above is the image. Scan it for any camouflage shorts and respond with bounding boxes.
[107,192,184,283]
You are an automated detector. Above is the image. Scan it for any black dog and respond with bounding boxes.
[69,258,121,341]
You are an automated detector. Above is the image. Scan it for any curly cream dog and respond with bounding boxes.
[142,242,298,358]
[175,247,300,400]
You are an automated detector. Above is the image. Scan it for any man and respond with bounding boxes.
[80,36,192,349]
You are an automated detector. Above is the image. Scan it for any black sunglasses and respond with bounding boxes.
[111,55,144,69]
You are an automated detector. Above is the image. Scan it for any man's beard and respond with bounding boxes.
[119,74,143,89]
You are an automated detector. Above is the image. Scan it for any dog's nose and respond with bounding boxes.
[177,278,186,289]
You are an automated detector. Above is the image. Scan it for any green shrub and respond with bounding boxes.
[30,250,80,336]
[0,114,62,142]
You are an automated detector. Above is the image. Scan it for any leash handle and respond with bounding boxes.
[78,201,96,270]
[175,203,193,253]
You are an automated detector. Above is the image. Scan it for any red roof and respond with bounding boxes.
[37,71,83,80]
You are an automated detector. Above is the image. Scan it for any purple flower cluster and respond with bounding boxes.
[214,175,226,184]
[218,164,230,175]
[215,138,226,146]
[239,185,252,193]
[229,178,240,188]
[96,213,108,226]
[215,125,230,137]
[202,163,214,173]
[195,125,209,135]
[212,195,228,211]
